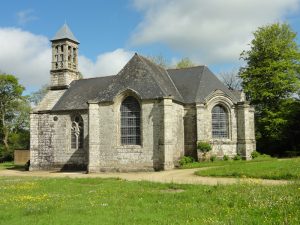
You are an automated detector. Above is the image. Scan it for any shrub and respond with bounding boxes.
[233,154,242,161]
[179,156,195,166]
[251,150,260,159]
[0,148,14,162]
[197,141,212,153]
[260,154,271,158]
[223,155,229,161]
[210,155,217,162]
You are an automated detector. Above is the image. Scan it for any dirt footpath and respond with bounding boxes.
[0,168,290,186]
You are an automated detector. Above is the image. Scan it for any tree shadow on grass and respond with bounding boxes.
[7,164,26,171]
[0,162,26,171]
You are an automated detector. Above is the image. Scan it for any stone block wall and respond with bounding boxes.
[50,70,79,88]
[89,99,160,172]
[30,89,255,172]
[88,96,185,172]
[192,91,255,160]
[88,99,162,172]
[171,102,185,166]
[30,111,88,171]
[237,102,256,159]
[183,105,197,157]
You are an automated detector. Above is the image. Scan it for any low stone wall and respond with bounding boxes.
[14,150,30,164]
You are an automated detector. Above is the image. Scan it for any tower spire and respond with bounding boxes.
[50,24,80,89]
[51,23,79,43]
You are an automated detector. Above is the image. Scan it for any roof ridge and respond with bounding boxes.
[194,66,206,102]
[167,65,206,71]
[78,75,116,81]
[137,55,168,97]
[138,54,183,101]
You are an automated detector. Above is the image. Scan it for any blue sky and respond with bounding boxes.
[0,0,300,93]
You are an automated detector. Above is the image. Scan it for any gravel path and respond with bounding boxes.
[0,168,290,186]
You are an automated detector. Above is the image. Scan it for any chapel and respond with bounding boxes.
[30,24,256,172]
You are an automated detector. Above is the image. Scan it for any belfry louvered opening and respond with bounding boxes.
[120,96,141,145]
[212,105,228,139]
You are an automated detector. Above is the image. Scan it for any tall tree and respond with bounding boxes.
[239,23,300,106]
[176,57,195,69]
[239,23,300,155]
[0,74,26,152]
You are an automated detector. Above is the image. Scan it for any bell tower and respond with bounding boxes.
[50,23,80,89]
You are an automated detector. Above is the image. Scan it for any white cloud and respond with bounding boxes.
[78,49,134,77]
[17,9,38,25]
[0,27,51,89]
[0,27,133,91]
[131,0,299,64]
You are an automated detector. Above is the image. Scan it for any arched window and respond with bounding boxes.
[120,96,141,145]
[71,115,84,149]
[212,105,228,139]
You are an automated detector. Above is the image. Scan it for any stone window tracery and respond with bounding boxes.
[71,115,84,149]
[120,96,141,145]
[212,105,228,139]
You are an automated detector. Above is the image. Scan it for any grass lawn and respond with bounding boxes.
[195,157,300,180]
[0,161,25,171]
[0,176,299,225]
[181,155,276,169]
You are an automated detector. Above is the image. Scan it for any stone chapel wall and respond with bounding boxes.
[30,111,88,171]
[171,102,185,166]
[89,99,162,172]
[183,105,197,157]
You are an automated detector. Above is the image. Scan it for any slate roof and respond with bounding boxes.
[167,66,240,103]
[94,53,183,102]
[51,23,79,43]
[51,54,240,111]
[52,76,114,111]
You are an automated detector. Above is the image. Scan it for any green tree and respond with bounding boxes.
[240,23,300,105]
[239,23,300,155]
[0,74,29,157]
[176,57,195,68]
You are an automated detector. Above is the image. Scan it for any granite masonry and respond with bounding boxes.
[30,24,256,172]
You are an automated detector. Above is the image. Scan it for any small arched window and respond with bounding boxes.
[212,105,228,139]
[120,96,141,145]
[71,115,84,149]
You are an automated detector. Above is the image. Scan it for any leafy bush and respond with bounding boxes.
[223,155,229,161]
[233,154,242,161]
[251,150,260,159]
[0,148,14,162]
[179,156,195,166]
[197,141,212,153]
[210,155,217,162]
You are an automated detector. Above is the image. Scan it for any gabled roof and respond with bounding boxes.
[168,66,239,103]
[50,55,240,112]
[52,76,114,111]
[51,23,79,43]
[94,53,183,102]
